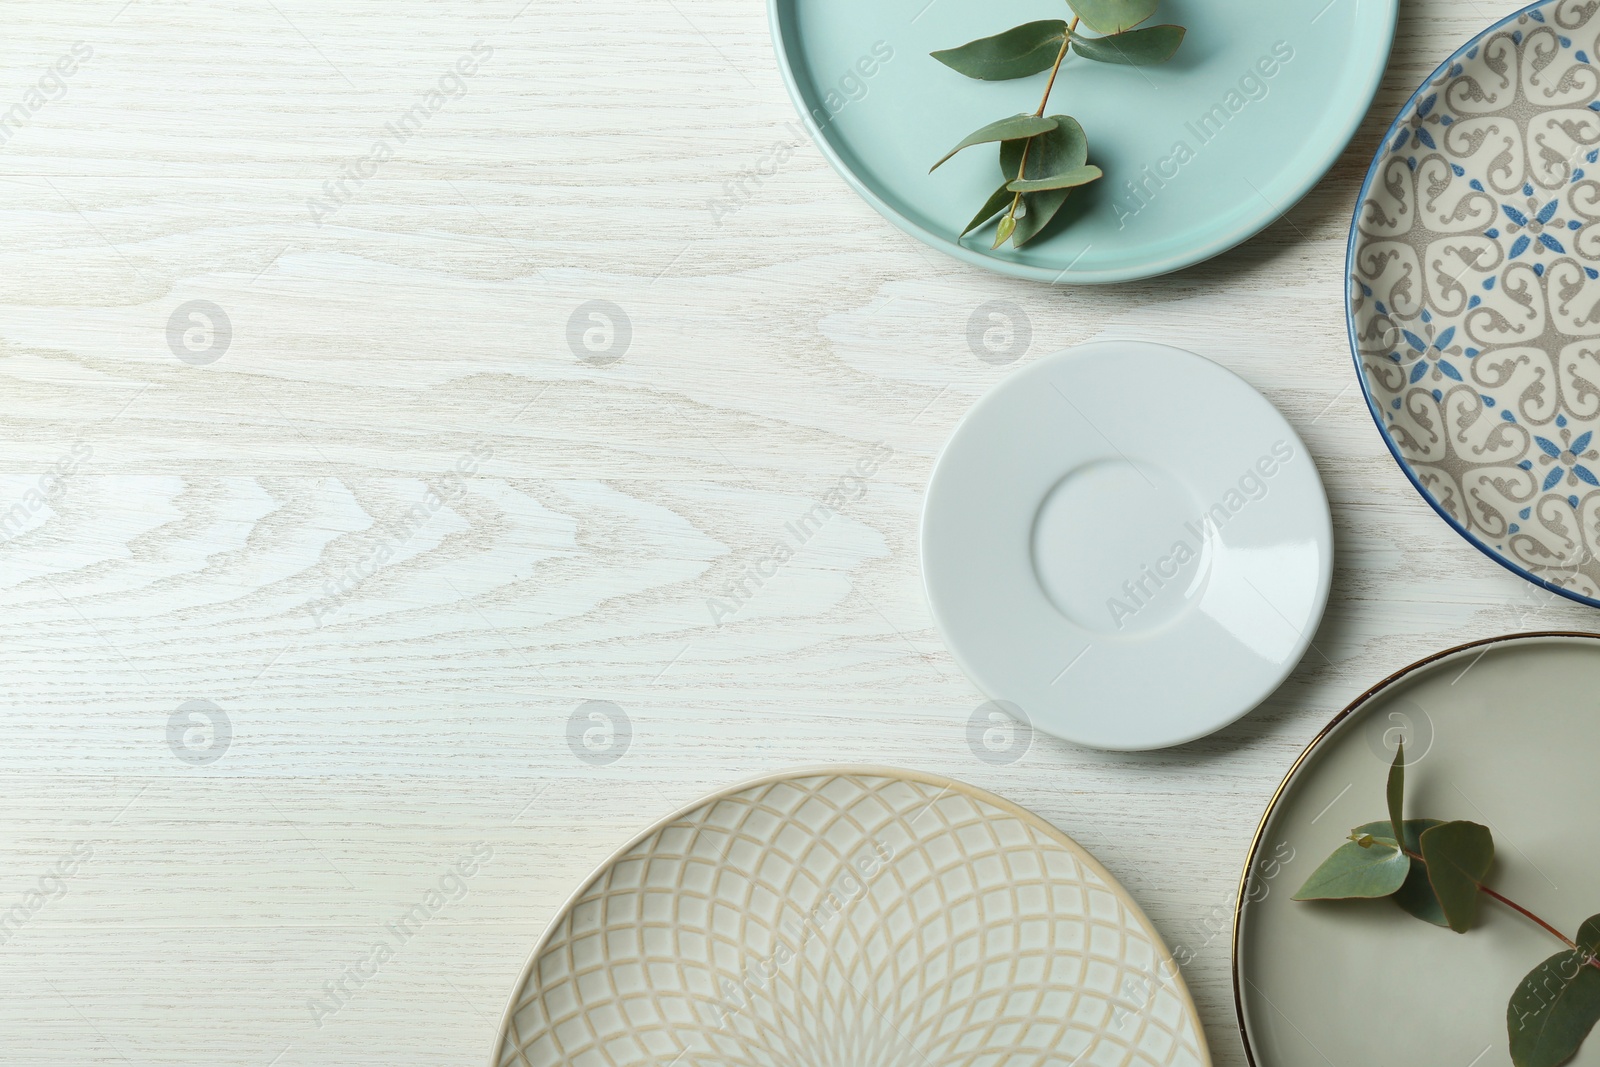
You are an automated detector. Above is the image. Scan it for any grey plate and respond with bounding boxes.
[1233,632,1600,1067]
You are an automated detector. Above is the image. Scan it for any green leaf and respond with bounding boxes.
[992,213,1017,249]
[1579,915,1600,959]
[1292,838,1411,901]
[931,20,1069,81]
[1071,25,1187,66]
[932,114,1059,171]
[1007,164,1102,192]
[998,116,1087,246]
[1355,819,1448,927]
[1000,116,1087,176]
[1067,0,1158,35]
[1387,740,1405,846]
[961,184,1015,237]
[1011,194,1065,247]
[1508,951,1600,1067]
[1419,820,1494,933]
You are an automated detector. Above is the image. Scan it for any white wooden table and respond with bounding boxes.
[0,1,1582,1063]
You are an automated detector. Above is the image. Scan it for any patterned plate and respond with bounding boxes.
[1349,0,1600,604]
[491,768,1209,1067]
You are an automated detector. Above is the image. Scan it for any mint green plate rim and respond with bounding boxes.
[767,0,1399,285]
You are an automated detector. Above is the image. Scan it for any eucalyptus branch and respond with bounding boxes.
[928,0,1185,249]
[994,17,1079,248]
[1387,844,1592,957]
[1032,17,1077,118]
[1479,884,1590,956]
[1296,744,1600,1067]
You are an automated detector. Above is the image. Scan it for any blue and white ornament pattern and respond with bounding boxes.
[1351,0,1600,600]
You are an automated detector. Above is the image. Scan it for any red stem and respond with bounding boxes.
[1401,847,1597,966]
[1479,883,1581,950]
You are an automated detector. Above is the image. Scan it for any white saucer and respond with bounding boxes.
[921,341,1333,751]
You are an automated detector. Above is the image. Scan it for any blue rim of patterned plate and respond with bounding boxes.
[1345,0,1600,610]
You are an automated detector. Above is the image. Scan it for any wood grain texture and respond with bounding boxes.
[0,0,1590,1064]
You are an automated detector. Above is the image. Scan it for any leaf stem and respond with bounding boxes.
[996,15,1079,246]
[1034,17,1078,118]
[1479,883,1583,953]
[1401,847,1596,963]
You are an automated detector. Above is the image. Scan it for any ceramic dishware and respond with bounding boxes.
[769,0,1397,283]
[1233,632,1600,1067]
[493,767,1210,1067]
[921,341,1333,751]
[1349,0,1600,607]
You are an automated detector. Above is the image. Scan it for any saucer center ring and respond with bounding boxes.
[1030,457,1206,636]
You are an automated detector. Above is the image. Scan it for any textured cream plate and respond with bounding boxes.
[493,767,1210,1067]
[1233,633,1600,1067]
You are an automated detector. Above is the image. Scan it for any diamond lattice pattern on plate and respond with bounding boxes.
[498,773,1206,1067]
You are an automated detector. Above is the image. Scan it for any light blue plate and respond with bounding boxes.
[769,0,1397,283]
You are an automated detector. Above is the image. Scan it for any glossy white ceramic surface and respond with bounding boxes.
[920,342,1333,750]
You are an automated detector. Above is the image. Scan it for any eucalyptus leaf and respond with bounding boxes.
[931,20,1069,81]
[1508,951,1600,1067]
[1293,838,1411,901]
[1008,164,1103,192]
[1012,190,1067,247]
[1387,741,1406,846]
[997,139,1067,247]
[998,116,1088,246]
[1420,820,1494,933]
[961,184,1016,237]
[931,114,1059,171]
[1355,819,1448,927]
[1000,116,1088,175]
[1071,25,1187,66]
[1066,0,1158,35]
[1579,915,1600,959]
